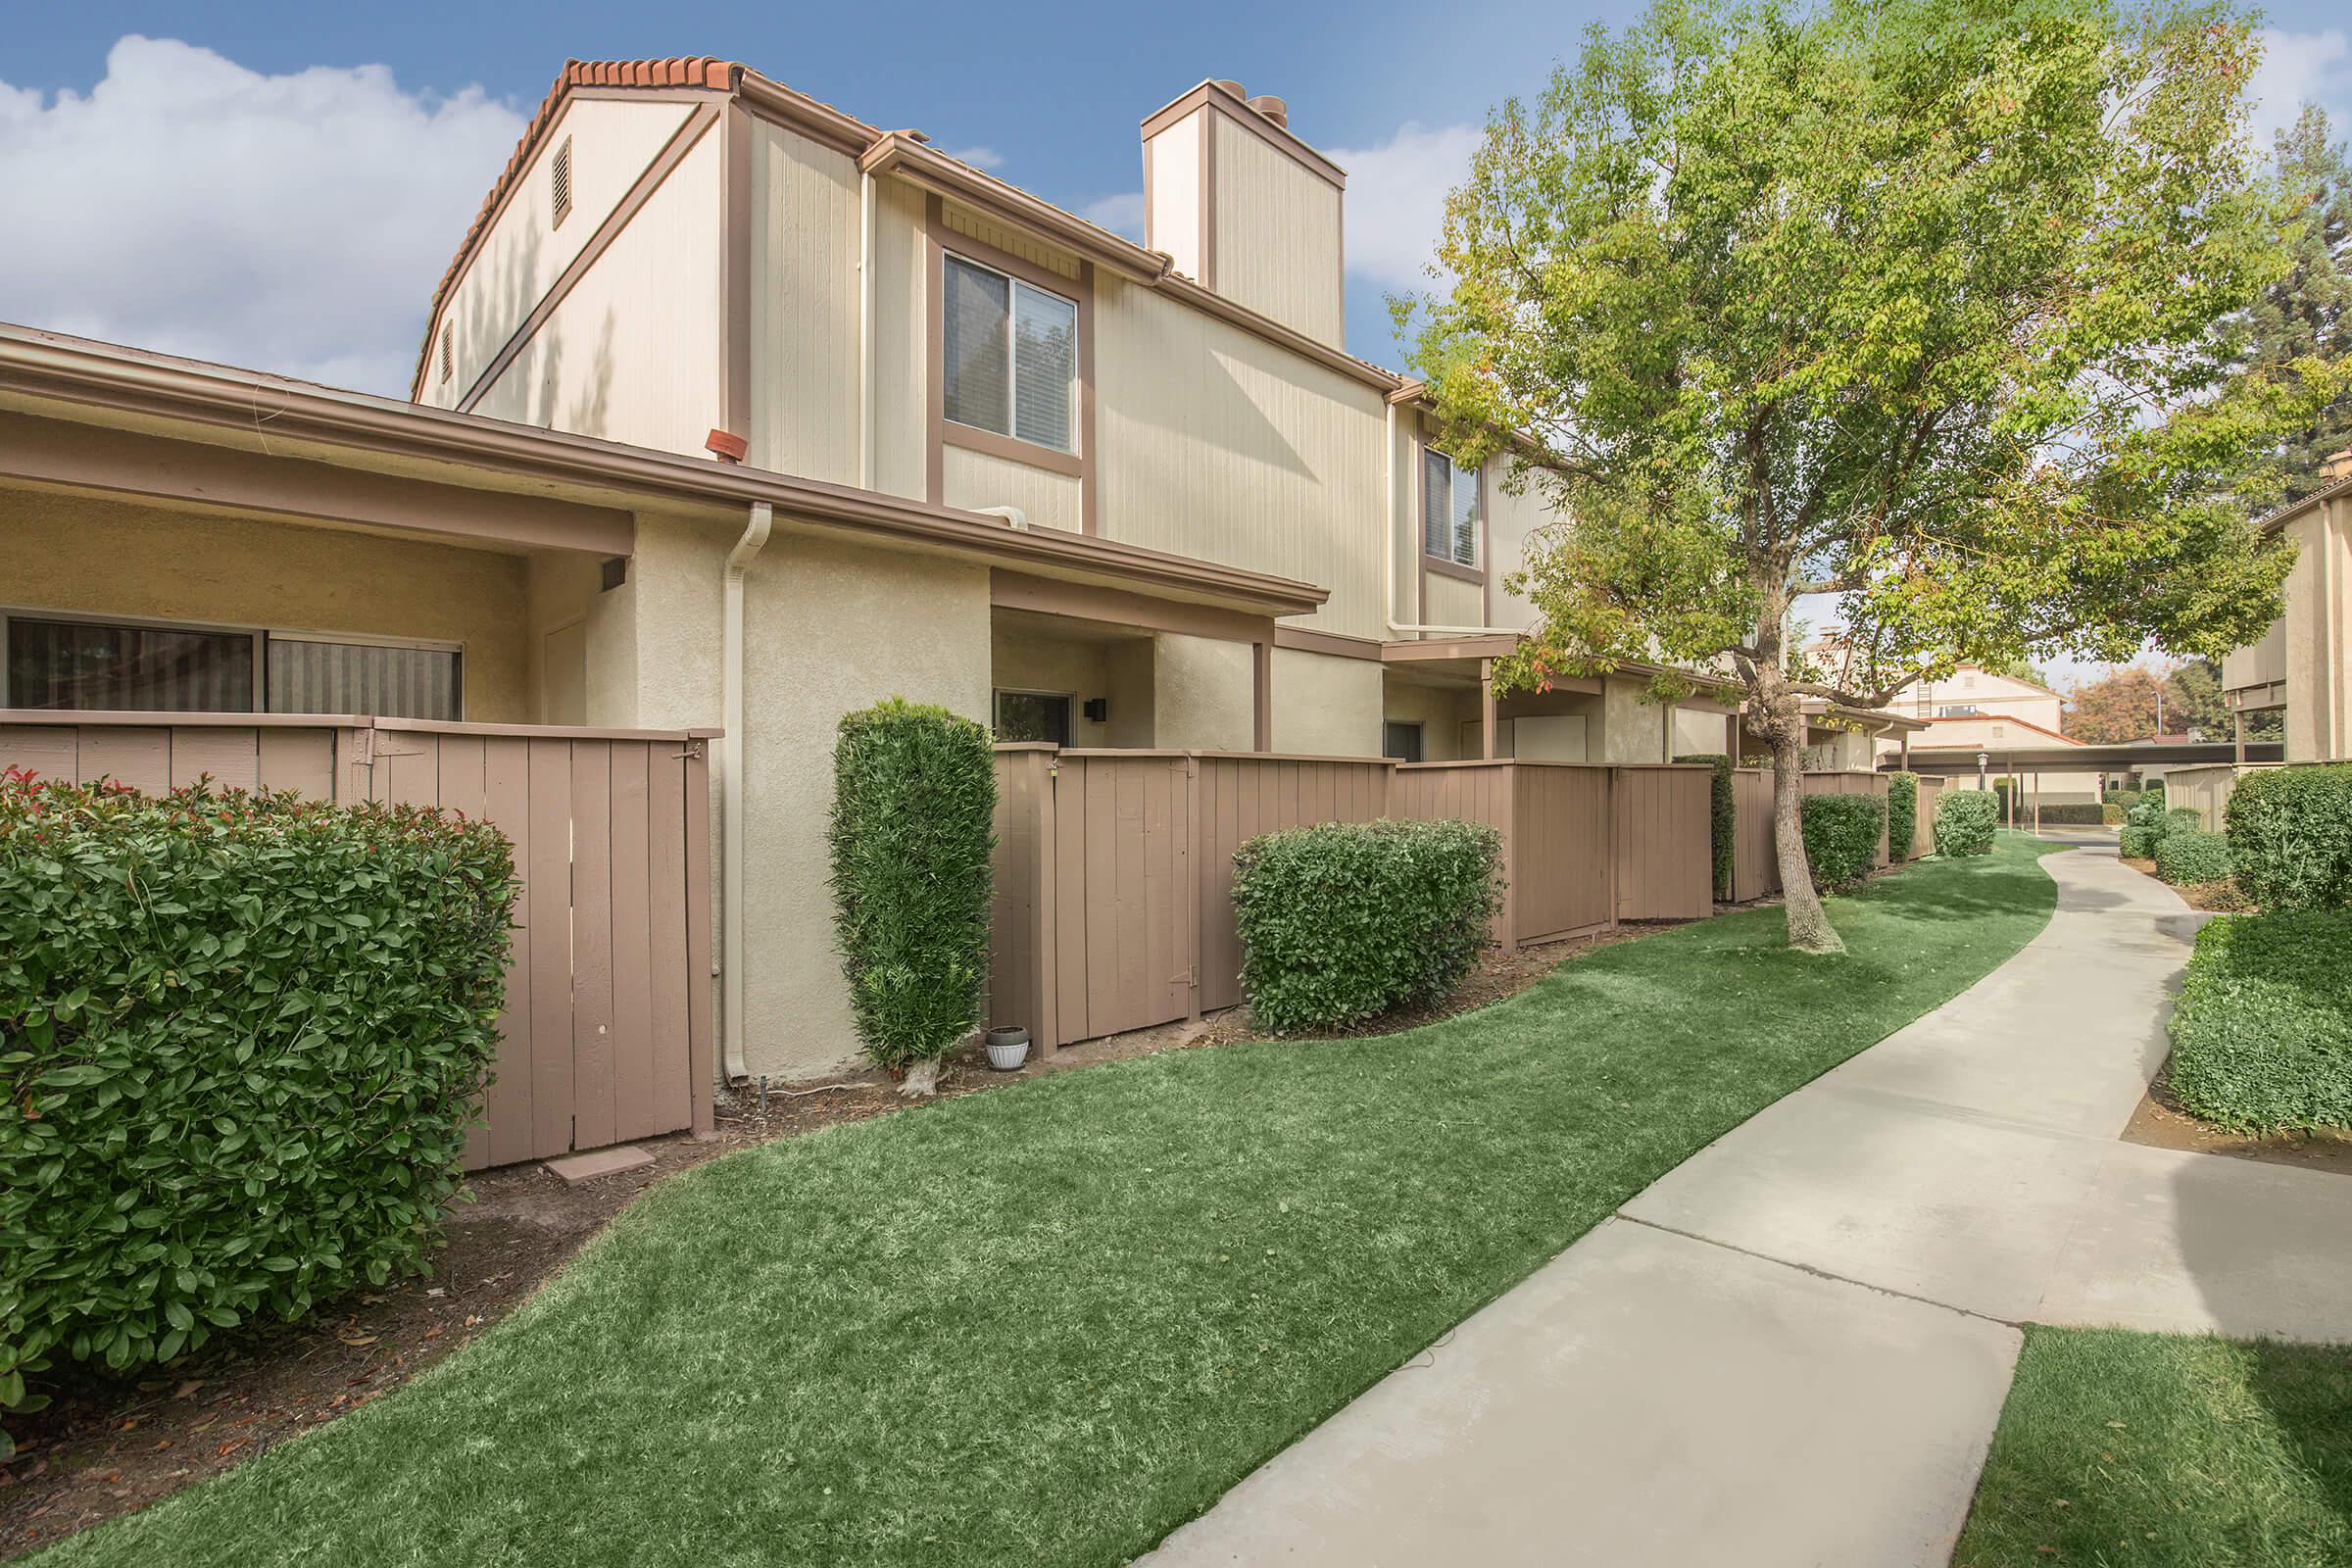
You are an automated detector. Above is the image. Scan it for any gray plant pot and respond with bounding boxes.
[984,1026,1031,1071]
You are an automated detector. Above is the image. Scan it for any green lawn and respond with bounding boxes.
[35,836,2064,1567]
[1958,1326,2352,1568]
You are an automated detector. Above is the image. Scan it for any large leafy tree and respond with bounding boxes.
[1406,0,2342,952]
[2062,665,2166,743]
[2235,107,2352,503]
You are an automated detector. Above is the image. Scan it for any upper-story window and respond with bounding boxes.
[944,254,1077,454]
[1423,449,1480,568]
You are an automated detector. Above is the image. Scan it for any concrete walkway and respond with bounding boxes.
[1145,848,2352,1567]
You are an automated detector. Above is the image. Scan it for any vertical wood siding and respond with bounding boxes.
[1913,776,1946,857]
[1609,765,1715,920]
[0,714,715,1170]
[1208,114,1345,345]
[750,119,861,482]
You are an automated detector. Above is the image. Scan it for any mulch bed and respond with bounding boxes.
[4,920,1673,1559]
[2121,1055,2352,1178]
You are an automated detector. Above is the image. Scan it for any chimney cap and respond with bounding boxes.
[1211,78,1245,99]
[1248,94,1289,128]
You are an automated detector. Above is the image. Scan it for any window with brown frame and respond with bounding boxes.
[0,611,462,720]
[943,253,1077,454]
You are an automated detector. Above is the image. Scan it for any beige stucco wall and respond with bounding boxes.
[0,489,532,721]
[2280,494,2352,761]
[1209,111,1345,345]
[1672,708,1736,758]
[739,528,992,1080]
[1601,674,1670,763]
[1270,647,1382,757]
[1155,632,1255,750]
[475,132,722,460]
[749,117,860,483]
[1383,676,1480,760]
[989,625,1153,747]
[424,97,701,411]
[1894,667,2064,730]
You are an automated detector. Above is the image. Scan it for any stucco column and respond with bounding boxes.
[1479,659,1497,760]
[2234,709,2246,763]
[1251,640,1272,752]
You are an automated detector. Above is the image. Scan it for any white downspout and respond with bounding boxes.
[720,501,773,1084]
[858,172,876,490]
[1382,397,1526,639]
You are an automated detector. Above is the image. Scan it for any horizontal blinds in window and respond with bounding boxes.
[1451,459,1479,566]
[1423,450,1450,559]
[268,640,460,721]
[1011,282,1076,452]
[5,618,254,711]
[943,258,1010,435]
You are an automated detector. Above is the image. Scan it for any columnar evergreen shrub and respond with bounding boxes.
[1232,818,1502,1033]
[1886,771,1919,863]
[2155,828,2233,886]
[2169,911,2352,1133]
[1935,788,2000,858]
[2226,764,2352,910]
[826,700,997,1093]
[1799,794,1886,891]
[1674,753,1735,898]
[1,770,517,1446]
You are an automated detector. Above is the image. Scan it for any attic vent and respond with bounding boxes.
[439,325,454,385]
[551,136,572,228]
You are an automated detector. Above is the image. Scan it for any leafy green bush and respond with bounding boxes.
[2156,828,2233,886]
[827,700,997,1077]
[2165,807,2204,836]
[1935,788,1999,858]
[1,770,516,1446]
[2102,801,2126,824]
[2169,911,2352,1133]
[2225,765,2352,912]
[1232,818,1502,1033]
[1800,793,1885,890]
[2125,793,2169,830]
[1674,753,1734,899]
[2034,803,2109,824]
[1886,772,1919,863]
[2118,824,2163,858]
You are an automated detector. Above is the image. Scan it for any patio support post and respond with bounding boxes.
[720,500,774,1087]
[1251,640,1272,751]
[1479,659,1497,760]
[2233,709,2246,763]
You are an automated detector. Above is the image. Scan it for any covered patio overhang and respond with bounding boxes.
[1374,634,1739,763]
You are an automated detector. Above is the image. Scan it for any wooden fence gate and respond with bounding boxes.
[0,711,716,1169]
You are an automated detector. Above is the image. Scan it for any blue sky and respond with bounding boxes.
[4,3,2349,686]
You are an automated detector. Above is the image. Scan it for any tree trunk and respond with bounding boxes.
[1771,726,1845,956]
[898,1057,943,1100]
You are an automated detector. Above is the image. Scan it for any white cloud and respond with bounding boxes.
[2250,26,2352,151]
[0,36,524,395]
[946,144,1004,170]
[1080,190,1146,241]
[1327,121,1482,294]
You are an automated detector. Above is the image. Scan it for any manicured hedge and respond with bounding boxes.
[1935,788,1999,858]
[1,770,517,1439]
[1232,818,1502,1034]
[1800,793,1885,891]
[2169,911,2352,1133]
[1674,753,1734,899]
[2118,824,2163,858]
[2156,828,2233,886]
[827,700,997,1073]
[2225,765,2352,911]
[2033,803,2109,825]
[1886,772,1919,863]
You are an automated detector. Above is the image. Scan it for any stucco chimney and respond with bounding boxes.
[1140,79,1348,343]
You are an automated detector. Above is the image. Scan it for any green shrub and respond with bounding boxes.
[1,770,516,1444]
[2226,765,2352,912]
[2033,803,2109,824]
[2125,793,2169,830]
[2156,828,2233,886]
[1232,818,1502,1034]
[2102,801,2126,824]
[2165,807,2204,836]
[827,700,997,1074]
[1886,772,1919,863]
[2118,824,2163,858]
[1674,753,1734,899]
[1799,793,1885,890]
[1935,788,1999,858]
[2169,911,2352,1133]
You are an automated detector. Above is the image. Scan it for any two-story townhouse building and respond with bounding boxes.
[2223,448,2352,760]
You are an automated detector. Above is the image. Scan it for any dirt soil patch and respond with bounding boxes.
[2122,1055,2352,1177]
[4,923,1639,1559]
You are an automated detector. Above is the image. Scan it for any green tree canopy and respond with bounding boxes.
[2235,106,2352,503]
[1406,0,2343,951]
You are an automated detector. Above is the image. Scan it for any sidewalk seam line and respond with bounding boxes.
[1611,1212,2026,1330]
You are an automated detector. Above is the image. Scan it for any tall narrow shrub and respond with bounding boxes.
[1936,789,1999,858]
[1886,772,1919,863]
[826,700,997,1097]
[1799,794,1885,891]
[2225,764,2352,910]
[1674,753,1735,900]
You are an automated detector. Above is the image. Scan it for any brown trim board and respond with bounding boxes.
[718,100,754,443]
[458,104,721,415]
[1140,80,1347,190]
[1272,625,1382,661]
[991,569,1276,646]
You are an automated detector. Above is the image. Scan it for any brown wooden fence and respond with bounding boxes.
[0,710,716,1170]
[1913,776,1947,858]
[1733,769,1936,901]
[990,748,1710,1054]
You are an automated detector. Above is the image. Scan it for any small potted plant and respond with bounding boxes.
[983,1024,1031,1071]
